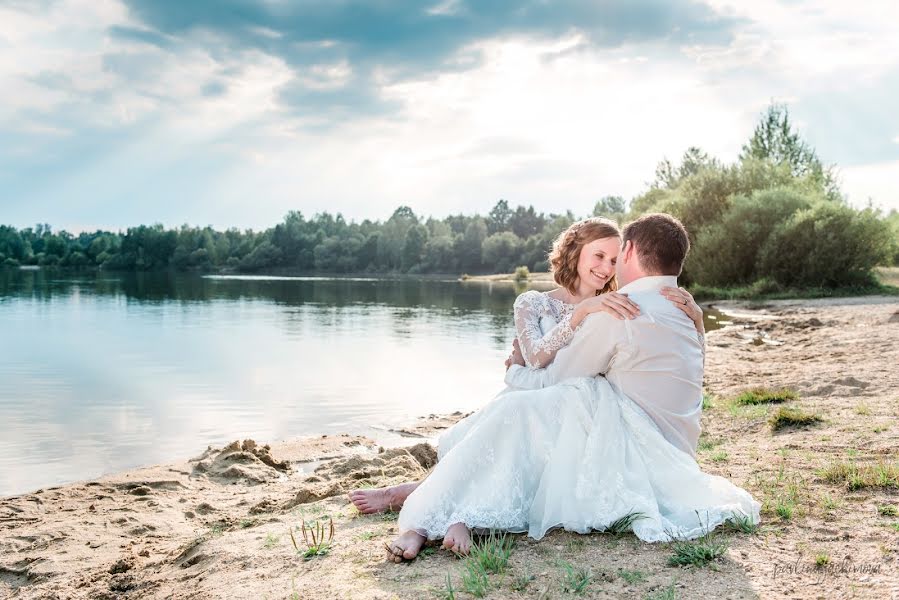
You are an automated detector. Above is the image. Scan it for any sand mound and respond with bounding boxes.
[285,443,437,508]
[190,439,290,484]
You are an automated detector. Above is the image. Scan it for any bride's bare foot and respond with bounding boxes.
[386,530,426,563]
[442,522,472,556]
[348,482,420,514]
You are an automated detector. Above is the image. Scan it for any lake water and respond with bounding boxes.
[0,270,724,497]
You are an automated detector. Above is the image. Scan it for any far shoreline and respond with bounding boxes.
[4,265,898,301]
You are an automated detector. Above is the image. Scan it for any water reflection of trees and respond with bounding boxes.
[0,271,538,345]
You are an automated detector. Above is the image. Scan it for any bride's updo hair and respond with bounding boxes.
[548,217,621,295]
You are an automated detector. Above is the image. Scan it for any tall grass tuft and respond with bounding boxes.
[606,511,649,535]
[470,530,515,575]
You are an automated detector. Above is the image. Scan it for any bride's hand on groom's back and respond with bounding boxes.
[573,292,640,327]
[661,286,703,331]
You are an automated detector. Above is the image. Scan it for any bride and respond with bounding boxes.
[351,215,760,561]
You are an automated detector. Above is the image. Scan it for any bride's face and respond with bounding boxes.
[576,236,620,291]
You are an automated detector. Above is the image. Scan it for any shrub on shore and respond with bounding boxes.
[514,266,530,282]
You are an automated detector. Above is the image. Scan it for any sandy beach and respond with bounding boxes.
[2,297,898,599]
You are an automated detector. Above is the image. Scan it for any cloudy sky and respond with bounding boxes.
[1,0,897,232]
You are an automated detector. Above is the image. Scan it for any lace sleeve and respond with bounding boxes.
[513,293,577,368]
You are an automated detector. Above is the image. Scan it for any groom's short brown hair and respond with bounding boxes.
[622,213,690,276]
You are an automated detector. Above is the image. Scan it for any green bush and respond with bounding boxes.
[688,188,815,286]
[514,265,530,281]
[886,210,899,266]
[758,203,892,288]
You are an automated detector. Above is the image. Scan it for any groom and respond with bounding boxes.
[351,213,705,558]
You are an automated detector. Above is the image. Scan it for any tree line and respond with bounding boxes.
[0,203,576,275]
[1,104,897,289]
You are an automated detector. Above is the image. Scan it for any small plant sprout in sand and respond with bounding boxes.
[438,572,457,600]
[511,568,535,592]
[460,559,490,598]
[646,579,678,600]
[289,517,335,560]
[558,559,592,595]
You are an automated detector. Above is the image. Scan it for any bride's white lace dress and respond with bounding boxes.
[397,288,761,542]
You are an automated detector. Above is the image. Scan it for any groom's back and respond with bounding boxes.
[606,282,704,457]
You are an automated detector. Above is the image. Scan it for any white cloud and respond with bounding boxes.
[2,0,898,229]
[841,160,899,212]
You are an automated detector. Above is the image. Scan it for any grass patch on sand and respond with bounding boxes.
[667,532,729,568]
[726,402,769,420]
[697,436,723,452]
[817,460,899,490]
[617,569,647,584]
[753,466,811,520]
[734,388,798,405]
[769,406,822,431]
[709,450,729,463]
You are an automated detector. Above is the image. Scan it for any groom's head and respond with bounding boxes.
[616,213,690,286]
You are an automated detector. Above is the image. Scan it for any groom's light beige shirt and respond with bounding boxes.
[504,275,704,457]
